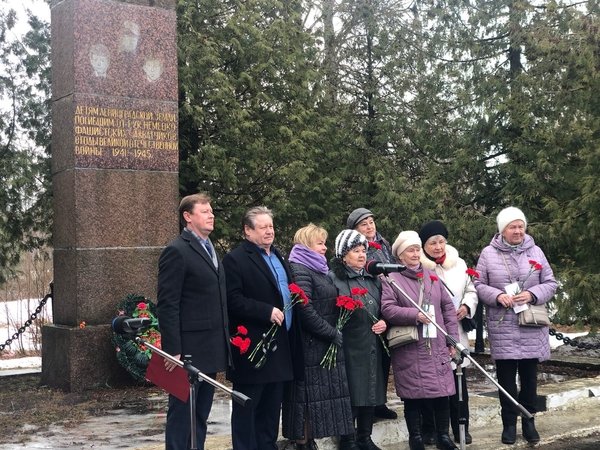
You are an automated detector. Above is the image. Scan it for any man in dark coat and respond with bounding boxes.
[157,193,231,450]
[223,206,302,450]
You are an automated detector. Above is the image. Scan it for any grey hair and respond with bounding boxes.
[242,206,273,231]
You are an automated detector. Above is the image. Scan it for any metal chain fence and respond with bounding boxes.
[549,327,600,350]
[0,282,53,353]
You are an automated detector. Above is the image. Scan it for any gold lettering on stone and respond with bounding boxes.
[73,104,177,163]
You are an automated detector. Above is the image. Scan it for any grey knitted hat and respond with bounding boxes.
[335,229,368,258]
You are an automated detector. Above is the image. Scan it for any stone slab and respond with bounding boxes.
[52,169,178,248]
[52,247,165,325]
[41,323,131,391]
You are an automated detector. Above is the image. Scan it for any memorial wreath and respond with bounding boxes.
[112,293,161,382]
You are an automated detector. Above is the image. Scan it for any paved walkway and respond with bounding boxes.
[134,374,600,450]
[2,354,598,449]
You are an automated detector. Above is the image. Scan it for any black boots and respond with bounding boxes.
[453,431,472,445]
[296,440,318,450]
[501,423,517,445]
[374,404,398,420]
[356,408,383,450]
[421,401,436,445]
[339,433,360,450]
[522,417,540,444]
[404,409,425,450]
[434,405,458,450]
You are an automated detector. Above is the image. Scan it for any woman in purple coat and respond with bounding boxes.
[475,207,557,446]
[380,231,459,450]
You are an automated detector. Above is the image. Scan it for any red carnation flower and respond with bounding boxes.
[466,268,480,278]
[289,283,309,305]
[368,242,382,250]
[136,302,147,310]
[237,325,248,336]
[430,274,439,282]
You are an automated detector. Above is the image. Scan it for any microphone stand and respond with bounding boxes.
[452,353,467,450]
[380,272,533,426]
[124,331,251,450]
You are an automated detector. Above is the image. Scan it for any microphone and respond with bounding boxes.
[111,316,152,335]
[365,260,407,275]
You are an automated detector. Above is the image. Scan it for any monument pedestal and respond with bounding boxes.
[42,324,131,391]
[45,0,178,391]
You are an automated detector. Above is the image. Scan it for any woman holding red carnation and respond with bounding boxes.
[475,207,557,445]
[346,207,397,421]
[329,229,387,450]
[282,224,354,450]
[380,231,459,450]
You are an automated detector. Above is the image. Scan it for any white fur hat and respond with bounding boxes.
[497,207,527,233]
[392,230,422,258]
[335,229,368,258]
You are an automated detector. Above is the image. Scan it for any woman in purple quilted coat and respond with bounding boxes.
[381,231,459,450]
[475,207,557,446]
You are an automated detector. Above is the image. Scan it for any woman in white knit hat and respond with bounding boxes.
[380,231,459,450]
[329,229,387,450]
[474,207,557,445]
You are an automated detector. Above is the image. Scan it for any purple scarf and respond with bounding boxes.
[288,244,329,275]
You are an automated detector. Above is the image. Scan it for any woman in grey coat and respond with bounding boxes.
[282,224,354,450]
[380,231,459,450]
[475,207,557,445]
[329,229,387,450]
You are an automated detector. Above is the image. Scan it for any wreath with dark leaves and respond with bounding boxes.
[112,293,161,383]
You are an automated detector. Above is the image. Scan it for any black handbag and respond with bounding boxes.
[460,316,477,333]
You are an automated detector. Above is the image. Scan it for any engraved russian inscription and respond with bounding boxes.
[73,105,178,165]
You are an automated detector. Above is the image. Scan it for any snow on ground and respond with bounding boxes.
[1,297,53,365]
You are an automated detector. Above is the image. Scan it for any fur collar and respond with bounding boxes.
[330,257,349,279]
[420,244,459,270]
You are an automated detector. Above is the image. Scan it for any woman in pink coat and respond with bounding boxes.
[475,207,557,446]
[380,231,459,450]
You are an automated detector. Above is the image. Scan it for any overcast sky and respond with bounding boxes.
[5,0,50,35]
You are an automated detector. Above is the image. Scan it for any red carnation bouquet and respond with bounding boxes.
[320,288,365,369]
[499,260,542,324]
[247,283,309,369]
[230,325,251,355]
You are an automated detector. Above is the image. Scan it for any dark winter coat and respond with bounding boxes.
[329,258,386,407]
[475,233,557,361]
[380,266,459,399]
[223,240,304,384]
[282,262,354,440]
[367,232,395,264]
[157,228,231,374]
